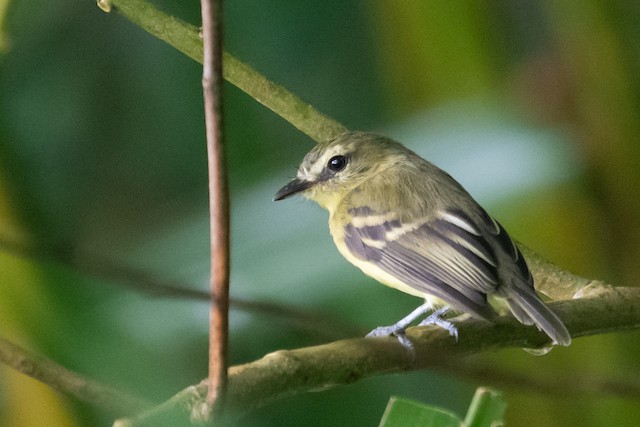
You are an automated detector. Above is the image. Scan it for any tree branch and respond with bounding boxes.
[99,0,347,143]
[3,285,637,426]
[199,0,229,421]
[114,285,640,425]
[519,245,597,300]
[0,337,150,416]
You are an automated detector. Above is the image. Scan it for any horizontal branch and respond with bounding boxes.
[3,285,637,426]
[115,285,640,425]
[102,0,347,143]
[519,245,597,300]
[0,337,149,416]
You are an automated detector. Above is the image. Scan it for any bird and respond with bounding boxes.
[274,131,571,347]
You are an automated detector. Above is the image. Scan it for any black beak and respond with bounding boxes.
[274,178,313,201]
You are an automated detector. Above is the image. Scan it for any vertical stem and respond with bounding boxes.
[201,0,229,418]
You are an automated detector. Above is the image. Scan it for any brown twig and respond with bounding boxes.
[199,0,229,421]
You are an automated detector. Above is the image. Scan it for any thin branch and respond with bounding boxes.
[114,286,640,425]
[0,337,150,416]
[220,51,347,143]
[99,0,347,143]
[0,237,362,340]
[200,0,229,420]
[519,244,597,300]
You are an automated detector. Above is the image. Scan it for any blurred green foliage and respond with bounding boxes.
[1,0,640,426]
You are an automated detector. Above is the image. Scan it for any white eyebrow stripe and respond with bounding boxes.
[439,211,481,235]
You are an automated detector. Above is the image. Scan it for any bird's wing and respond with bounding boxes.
[343,207,500,319]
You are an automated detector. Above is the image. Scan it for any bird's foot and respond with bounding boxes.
[417,307,458,341]
[366,325,414,349]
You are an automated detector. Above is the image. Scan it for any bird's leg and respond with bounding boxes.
[417,307,458,341]
[366,302,433,347]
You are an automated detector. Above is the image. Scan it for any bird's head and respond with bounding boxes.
[274,131,407,211]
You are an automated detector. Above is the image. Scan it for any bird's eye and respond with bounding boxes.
[327,155,348,172]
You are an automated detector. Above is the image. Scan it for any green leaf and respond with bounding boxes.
[463,387,506,427]
[379,396,463,427]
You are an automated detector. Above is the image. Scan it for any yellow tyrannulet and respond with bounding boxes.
[275,131,571,347]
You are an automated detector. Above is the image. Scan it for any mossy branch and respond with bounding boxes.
[100,0,347,143]
[3,282,639,425]
[114,284,640,425]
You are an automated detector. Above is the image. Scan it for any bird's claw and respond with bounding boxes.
[417,309,459,341]
[366,325,414,349]
[366,306,458,348]
[366,325,403,338]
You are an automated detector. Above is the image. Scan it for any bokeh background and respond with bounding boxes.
[1,0,640,425]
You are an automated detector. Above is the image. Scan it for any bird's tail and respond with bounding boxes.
[503,285,571,346]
